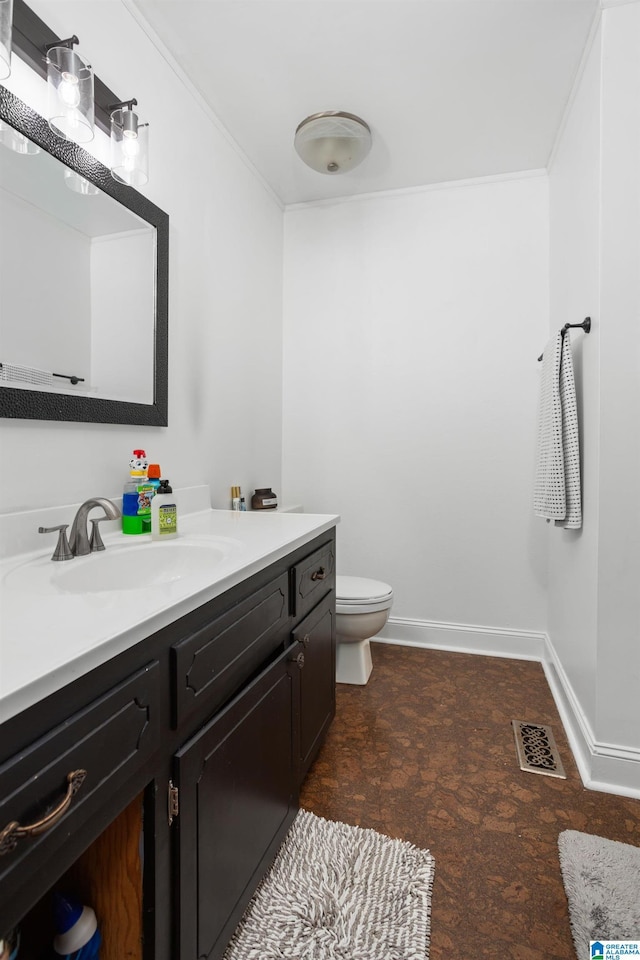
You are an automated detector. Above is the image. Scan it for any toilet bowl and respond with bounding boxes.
[335,575,393,685]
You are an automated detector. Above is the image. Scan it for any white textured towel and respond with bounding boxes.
[534,331,582,529]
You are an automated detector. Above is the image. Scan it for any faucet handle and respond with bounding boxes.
[38,524,73,562]
[89,517,109,553]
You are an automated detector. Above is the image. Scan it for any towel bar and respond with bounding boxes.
[537,317,591,361]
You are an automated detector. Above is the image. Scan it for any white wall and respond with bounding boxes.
[595,2,640,756]
[283,175,549,635]
[548,20,601,734]
[547,3,640,793]
[0,0,284,512]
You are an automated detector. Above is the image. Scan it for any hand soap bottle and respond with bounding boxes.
[151,480,178,540]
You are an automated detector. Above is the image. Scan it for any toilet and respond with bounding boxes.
[335,575,393,685]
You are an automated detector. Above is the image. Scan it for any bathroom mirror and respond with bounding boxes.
[0,86,168,425]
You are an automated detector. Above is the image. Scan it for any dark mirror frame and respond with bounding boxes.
[0,85,169,426]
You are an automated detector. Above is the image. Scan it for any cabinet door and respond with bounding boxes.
[293,592,336,782]
[174,644,300,960]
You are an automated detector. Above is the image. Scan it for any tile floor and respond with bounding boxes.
[300,642,640,960]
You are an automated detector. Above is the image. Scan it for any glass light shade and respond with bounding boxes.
[0,0,12,80]
[294,111,372,174]
[0,119,41,154]
[46,45,94,143]
[110,107,149,187]
[0,0,13,80]
[64,169,99,195]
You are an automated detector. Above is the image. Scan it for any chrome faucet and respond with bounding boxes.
[69,498,121,557]
[39,497,121,561]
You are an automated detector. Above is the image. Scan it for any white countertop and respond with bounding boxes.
[0,501,338,724]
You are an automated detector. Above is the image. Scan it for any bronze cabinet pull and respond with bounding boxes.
[0,769,87,856]
[310,567,326,581]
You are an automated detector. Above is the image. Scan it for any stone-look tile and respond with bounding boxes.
[300,644,640,960]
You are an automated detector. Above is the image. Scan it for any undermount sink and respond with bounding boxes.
[3,537,242,596]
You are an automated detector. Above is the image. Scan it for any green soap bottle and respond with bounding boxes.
[151,480,178,540]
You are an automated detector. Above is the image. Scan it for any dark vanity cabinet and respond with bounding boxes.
[0,529,336,960]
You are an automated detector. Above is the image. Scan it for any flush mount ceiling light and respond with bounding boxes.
[294,111,371,175]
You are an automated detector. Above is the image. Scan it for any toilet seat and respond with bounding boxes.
[336,575,393,615]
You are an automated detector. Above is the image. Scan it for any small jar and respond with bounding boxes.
[251,488,278,510]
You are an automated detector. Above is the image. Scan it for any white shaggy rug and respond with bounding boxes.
[558,830,640,957]
[222,809,435,960]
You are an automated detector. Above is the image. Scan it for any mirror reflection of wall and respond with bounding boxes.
[0,127,156,404]
[1,185,92,379]
[90,230,155,404]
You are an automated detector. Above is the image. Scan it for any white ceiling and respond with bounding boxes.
[129,0,598,206]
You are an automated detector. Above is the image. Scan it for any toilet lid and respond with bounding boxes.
[336,575,393,603]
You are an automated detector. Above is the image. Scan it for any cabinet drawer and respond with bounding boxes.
[291,540,335,621]
[0,662,159,894]
[171,572,290,729]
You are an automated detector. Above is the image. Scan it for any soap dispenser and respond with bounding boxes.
[151,480,178,540]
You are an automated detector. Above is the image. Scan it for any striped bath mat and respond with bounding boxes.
[223,809,435,959]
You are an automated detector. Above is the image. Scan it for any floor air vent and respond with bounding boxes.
[511,720,567,779]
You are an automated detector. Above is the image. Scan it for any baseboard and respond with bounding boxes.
[376,616,547,661]
[375,616,640,799]
[542,638,640,800]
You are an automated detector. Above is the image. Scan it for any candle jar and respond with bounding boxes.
[251,488,278,510]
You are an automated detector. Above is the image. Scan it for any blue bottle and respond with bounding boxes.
[51,893,101,960]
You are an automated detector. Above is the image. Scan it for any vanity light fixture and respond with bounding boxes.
[45,36,94,144]
[294,111,372,175]
[0,118,40,153]
[110,99,149,187]
[63,169,99,195]
[9,0,152,184]
[0,0,12,80]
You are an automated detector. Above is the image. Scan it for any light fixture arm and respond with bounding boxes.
[44,34,78,53]
[109,98,138,113]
